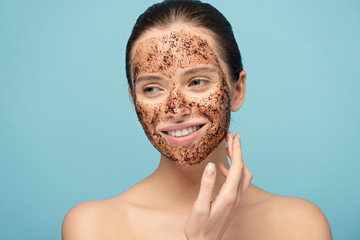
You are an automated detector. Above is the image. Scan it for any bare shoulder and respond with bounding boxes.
[62,200,104,240]
[62,197,130,240]
[235,185,332,240]
[266,193,332,239]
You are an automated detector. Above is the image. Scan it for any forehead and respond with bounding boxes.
[131,28,222,80]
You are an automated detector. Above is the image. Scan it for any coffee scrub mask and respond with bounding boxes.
[132,30,231,167]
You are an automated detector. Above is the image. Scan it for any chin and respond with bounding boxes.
[158,129,227,167]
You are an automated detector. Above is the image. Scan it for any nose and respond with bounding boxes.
[164,89,191,119]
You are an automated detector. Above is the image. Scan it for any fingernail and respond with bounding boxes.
[205,162,216,176]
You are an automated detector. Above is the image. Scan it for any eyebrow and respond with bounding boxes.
[133,66,219,85]
[134,75,165,85]
[183,66,218,76]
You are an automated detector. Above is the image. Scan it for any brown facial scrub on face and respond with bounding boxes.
[132,30,231,167]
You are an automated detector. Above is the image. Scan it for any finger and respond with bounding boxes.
[194,162,217,215]
[235,162,251,206]
[214,134,243,212]
[228,131,234,158]
[226,131,233,159]
[223,133,243,192]
[236,165,245,203]
[218,162,229,178]
[231,133,243,170]
[241,162,253,195]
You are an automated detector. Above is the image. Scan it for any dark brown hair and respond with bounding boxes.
[126,0,243,89]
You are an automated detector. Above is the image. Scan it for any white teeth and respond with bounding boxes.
[166,125,202,137]
[182,128,189,136]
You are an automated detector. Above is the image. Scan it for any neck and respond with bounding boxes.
[149,139,229,210]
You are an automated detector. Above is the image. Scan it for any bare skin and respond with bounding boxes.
[62,24,332,240]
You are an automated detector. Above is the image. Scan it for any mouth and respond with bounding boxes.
[164,124,204,137]
[160,124,206,146]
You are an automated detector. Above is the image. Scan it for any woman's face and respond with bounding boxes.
[131,27,232,167]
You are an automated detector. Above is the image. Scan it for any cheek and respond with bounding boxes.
[135,101,162,132]
[191,86,231,122]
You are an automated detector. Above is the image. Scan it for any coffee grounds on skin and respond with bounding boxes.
[132,30,231,167]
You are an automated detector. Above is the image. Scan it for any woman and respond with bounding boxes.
[62,0,332,239]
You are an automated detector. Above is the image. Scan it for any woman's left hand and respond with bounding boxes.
[184,131,253,240]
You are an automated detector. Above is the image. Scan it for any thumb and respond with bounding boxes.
[194,162,217,212]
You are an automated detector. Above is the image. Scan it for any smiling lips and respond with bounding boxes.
[165,125,202,137]
[161,124,205,146]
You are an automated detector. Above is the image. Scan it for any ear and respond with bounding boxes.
[128,86,133,99]
[231,70,246,112]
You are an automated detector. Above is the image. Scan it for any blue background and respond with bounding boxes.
[1,0,359,239]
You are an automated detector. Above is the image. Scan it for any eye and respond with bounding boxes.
[141,85,164,97]
[144,86,160,93]
[189,79,207,87]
